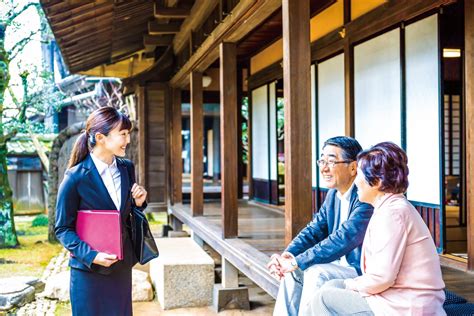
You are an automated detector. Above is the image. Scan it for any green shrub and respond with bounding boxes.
[32,214,49,227]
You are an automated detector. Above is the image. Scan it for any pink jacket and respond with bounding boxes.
[345,194,446,315]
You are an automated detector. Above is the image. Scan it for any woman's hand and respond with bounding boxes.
[93,252,118,267]
[131,183,147,207]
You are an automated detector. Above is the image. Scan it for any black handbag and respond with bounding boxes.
[130,205,159,264]
[124,160,159,264]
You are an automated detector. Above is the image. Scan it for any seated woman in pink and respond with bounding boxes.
[311,142,445,315]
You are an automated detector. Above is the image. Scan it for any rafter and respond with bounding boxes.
[148,21,181,35]
[154,5,190,18]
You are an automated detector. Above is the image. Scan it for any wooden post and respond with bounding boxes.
[190,71,204,216]
[170,88,183,204]
[343,0,354,137]
[220,42,238,238]
[465,0,474,271]
[282,0,312,245]
[344,41,355,137]
[136,86,147,186]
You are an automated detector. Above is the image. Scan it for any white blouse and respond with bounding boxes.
[90,153,122,210]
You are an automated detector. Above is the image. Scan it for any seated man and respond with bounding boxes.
[268,136,374,316]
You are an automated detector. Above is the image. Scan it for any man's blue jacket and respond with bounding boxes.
[285,186,373,275]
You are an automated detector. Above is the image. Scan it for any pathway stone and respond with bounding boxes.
[0,279,36,311]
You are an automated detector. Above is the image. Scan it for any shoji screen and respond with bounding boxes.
[405,15,440,204]
[251,85,269,180]
[354,29,401,148]
[269,82,277,181]
[311,65,317,187]
[317,53,345,188]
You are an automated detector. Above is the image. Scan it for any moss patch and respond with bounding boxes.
[0,217,62,278]
[55,302,72,316]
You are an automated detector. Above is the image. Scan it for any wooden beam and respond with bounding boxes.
[143,35,174,47]
[137,86,147,186]
[190,71,204,216]
[154,5,190,18]
[282,0,312,245]
[465,0,474,272]
[149,21,181,35]
[344,40,354,137]
[173,0,219,54]
[170,0,281,88]
[220,42,238,238]
[247,61,283,91]
[171,88,183,204]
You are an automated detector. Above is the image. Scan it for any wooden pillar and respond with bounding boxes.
[344,41,355,137]
[136,86,147,186]
[465,0,474,271]
[343,0,354,137]
[282,0,312,245]
[220,42,238,238]
[190,71,203,216]
[170,88,183,204]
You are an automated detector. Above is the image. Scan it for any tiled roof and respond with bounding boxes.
[7,134,56,156]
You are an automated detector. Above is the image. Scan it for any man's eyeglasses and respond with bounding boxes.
[316,159,353,168]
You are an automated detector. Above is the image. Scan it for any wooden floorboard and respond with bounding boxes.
[442,266,474,302]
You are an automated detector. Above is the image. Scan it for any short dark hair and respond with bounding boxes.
[357,142,409,194]
[323,136,363,161]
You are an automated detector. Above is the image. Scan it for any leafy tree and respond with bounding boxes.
[0,1,60,248]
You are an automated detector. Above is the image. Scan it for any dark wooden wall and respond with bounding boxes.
[145,83,168,210]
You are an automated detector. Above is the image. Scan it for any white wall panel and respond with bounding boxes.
[311,65,317,187]
[251,85,269,179]
[405,15,440,204]
[317,53,345,188]
[269,82,277,180]
[354,29,401,148]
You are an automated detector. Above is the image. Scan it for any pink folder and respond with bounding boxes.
[76,210,123,260]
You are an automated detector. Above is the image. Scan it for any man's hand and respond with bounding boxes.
[267,254,284,280]
[93,252,118,267]
[278,256,298,274]
[131,183,147,207]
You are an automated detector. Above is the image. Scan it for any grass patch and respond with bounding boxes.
[55,302,72,316]
[0,216,62,278]
[147,212,167,234]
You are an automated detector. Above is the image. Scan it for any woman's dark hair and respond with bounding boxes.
[68,107,132,168]
[357,142,409,194]
[323,136,363,161]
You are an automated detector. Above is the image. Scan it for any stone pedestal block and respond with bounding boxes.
[168,230,189,238]
[150,238,214,310]
[212,284,250,312]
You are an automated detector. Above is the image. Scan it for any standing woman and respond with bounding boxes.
[311,142,446,315]
[55,107,147,316]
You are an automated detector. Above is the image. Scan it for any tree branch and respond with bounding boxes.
[7,2,42,24]
[4,129,18,142]
[7,86,20,107]
[8,28,43,61]
[29,130,50,173]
